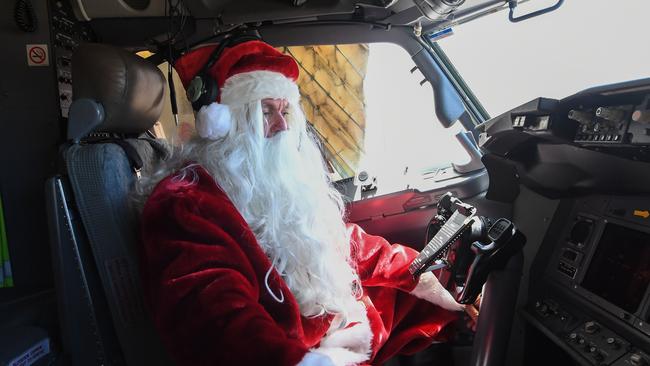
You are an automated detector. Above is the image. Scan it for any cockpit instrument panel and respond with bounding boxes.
[569,96,650,146]
[480,78,650,160]
[527,195,650,366]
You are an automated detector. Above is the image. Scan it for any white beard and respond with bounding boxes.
[196,101,360,317]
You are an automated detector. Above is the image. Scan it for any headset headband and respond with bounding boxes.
[199,33,262,77]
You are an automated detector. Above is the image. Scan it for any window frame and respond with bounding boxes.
[421,36,491,126]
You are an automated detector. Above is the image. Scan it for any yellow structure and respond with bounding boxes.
[281,45,369,178]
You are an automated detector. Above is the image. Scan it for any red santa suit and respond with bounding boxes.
[139,165,458,366]
[137,40,460,366]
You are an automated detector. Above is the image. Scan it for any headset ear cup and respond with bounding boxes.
[190,74,206,111]
[191,96,204,111]
[192,75,218,110]
[203,77,220,106]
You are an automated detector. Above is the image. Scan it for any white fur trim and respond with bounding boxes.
[311,347,369,366]
[220,70,300,106]
[321,319,372,348]
[296,351,335,366]
[410,272,465,311]
[311,300,372,366]
[195,102,232,140]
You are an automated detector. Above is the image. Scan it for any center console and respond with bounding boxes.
[525,195,650,365]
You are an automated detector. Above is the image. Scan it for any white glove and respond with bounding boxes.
[296,351,335,366]
[410,271,465,311]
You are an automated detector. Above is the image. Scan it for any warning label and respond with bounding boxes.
[26,44,49,66]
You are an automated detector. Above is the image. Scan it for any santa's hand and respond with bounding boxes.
[297,351,335,366]
[409,272,465,311]
[464,293,481,331]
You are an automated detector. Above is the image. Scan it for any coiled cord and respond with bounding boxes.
[14,0,38,33]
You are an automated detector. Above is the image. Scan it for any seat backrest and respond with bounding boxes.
[45,43,174,366]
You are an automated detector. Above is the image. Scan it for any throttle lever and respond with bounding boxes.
[452,216,492,287]
[456,218,526,304]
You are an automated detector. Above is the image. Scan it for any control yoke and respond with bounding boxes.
[409,193,526,304]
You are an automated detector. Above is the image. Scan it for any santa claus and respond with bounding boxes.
[135,39,466,366]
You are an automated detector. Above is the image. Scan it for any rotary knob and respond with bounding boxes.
[569,110,593,125]
[584,321,600,334]
[596,107,625,122]
[568,333,578,342]
[537,303,549,316]
[632,110,650,123]
[606,337,621,349]
[587,344,598,354]
[630,353,648,366]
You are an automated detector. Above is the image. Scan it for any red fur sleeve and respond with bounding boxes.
[347,223,419,292]
[140,171,308,366]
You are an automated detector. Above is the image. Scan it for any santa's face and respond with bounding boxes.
[262,98,290,137]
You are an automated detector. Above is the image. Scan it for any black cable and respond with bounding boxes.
[166,0,183,126]
[168,55,179,126]
[14,0,37,33]
[167,0,188,45]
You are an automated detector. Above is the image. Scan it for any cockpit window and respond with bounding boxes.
[281,43,470,190]
[155,61,195,144]
[437,0,650,117]
[280,44,368,180]
[137,51,196,144]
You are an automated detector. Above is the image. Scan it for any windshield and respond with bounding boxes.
[361,43,469,192]
[436,0,650,117]
[274,43,470,194]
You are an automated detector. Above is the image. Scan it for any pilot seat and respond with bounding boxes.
[45,43,175,365]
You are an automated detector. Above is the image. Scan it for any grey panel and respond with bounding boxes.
[506,186,560,366]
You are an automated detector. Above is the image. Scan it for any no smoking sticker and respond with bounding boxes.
[26,44,49,66]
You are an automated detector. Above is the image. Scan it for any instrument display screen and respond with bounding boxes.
[581,223,650,313]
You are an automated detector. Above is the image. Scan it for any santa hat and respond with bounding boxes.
[174,40,300,139]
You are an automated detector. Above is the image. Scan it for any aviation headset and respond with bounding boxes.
[185,33,261,111]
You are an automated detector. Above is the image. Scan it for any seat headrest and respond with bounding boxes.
[71,43,165,136]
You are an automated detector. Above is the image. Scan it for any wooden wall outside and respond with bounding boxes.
[280,45,369,178]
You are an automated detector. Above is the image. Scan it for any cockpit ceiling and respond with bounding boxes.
[184,0,491,23]
[185,0,359,22]
[82,0,496,24]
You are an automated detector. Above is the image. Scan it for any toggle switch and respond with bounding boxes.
[596,107,625,122]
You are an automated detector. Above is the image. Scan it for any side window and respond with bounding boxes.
[155,61,195,144]
[136,51,195,145]
[281,43,470,193]
[280,45,368,180]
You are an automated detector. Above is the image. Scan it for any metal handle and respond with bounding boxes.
[508,0,564,23]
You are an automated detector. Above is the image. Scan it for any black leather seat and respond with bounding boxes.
[45,43,174,366]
